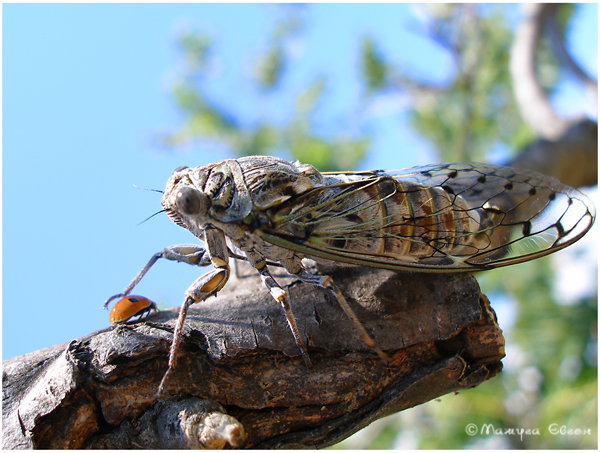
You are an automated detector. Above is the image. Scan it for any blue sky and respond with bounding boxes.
[3,4,597,359]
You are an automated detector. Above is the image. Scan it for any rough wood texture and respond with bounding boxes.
[3,264,505,449]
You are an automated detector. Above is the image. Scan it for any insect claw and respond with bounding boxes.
[157,366,173,397]
[374,348,391,364]
[103,293,126,309]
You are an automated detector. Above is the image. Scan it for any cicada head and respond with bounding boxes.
[162,165,211,237]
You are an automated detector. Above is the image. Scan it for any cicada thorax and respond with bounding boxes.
[162,156,325,231]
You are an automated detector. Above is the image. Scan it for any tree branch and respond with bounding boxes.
[510,3,570,139]
[3,265,504,449]
[509,119,597,188]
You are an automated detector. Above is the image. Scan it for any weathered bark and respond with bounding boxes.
[3,264,504,449]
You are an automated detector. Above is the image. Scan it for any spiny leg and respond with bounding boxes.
[104,244,211,308]
[158,229,232,396]
[158,265,230,396]
[244,251,312,367]
[104,244,249,308]
[295,269,390,363]
[258,265,312,367]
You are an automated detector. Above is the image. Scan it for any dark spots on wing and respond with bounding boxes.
[442,185,455,195]
[478,175,486,183]
[347,214,363,224]
[522,220,532,236]
[504,182,513,190]
[529,187,537,196]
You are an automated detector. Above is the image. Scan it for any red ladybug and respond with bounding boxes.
[109,295,158,325]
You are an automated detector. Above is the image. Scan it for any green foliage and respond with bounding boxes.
[252,46,285,90]
[403,5,536,161]
[252,7,304,90]
[360,36,388,92]
[157,8,368,171]
[177,31,212,75]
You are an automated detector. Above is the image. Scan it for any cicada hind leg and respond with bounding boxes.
[248,250,390,365]
[294,268,390,364]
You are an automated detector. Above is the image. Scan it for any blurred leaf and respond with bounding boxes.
[554,3,577,34]
[360,35,388,92]
[177,31,212,75]
[295,76,326,115]
[171,81,204,113]
[230,123,278,157]
[253,46,285,90]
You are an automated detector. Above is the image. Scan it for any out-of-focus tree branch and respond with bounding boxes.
[509,3,571,140]
[508,4,597,186]
[509,119,597,188]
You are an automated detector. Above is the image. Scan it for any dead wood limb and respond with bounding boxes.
[3,265,504,449]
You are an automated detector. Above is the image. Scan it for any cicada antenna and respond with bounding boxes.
[133,184,164,194]
[131,185,166,226]
[136,209,167,226]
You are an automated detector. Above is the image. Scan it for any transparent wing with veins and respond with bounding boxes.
[257,163,595,271]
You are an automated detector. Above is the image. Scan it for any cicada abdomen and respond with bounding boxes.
[259,163,595,272]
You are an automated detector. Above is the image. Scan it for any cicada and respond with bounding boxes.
[105,156,595,394]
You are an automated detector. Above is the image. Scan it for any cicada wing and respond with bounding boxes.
[258,163,595,272]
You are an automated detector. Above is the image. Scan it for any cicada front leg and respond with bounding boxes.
[158,266,230,395]
[103,244,213,308]
[158,228,231,395]
[103,242,250,308]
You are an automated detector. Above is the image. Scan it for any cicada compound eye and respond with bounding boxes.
[176,187,207,216]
